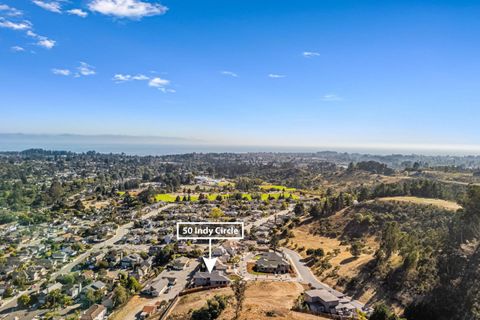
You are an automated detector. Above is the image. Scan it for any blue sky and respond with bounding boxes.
[1,0,480,152]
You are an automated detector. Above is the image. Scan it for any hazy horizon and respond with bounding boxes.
[1,132,480,156]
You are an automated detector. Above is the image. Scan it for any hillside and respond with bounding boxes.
[285,197,458,310]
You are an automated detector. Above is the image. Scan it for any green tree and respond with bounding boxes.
[231,278,246,320]
[113,285,128,306]
[269,232,280,252]
[85,289,97,306]
[210,207,224,219]
[294,203,305,215]
[18,294,31,308]
[127,276,142,292]
[350,241,364,258]
[379,222,401,260]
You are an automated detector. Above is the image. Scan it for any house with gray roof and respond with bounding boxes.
[255,251,290,274]
[193,271,230,288]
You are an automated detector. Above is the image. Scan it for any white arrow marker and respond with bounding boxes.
[203,239,217,273]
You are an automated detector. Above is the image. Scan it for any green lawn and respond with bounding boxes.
[154,194,178,202]
[260,184,296,192]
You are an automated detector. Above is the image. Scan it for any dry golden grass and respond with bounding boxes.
[110,295,147,320]
[83,199,111,209]
[219,282,329,320]
[288,223,376,302]
[169,282,329,320]
[169,287,232,318]
[377,196,461,211]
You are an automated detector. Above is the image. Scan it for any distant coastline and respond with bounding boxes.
[1,133,479,156]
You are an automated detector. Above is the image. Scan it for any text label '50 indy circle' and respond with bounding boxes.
[176,222,244,240]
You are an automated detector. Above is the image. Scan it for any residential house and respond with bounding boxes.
[105,250,122,266]
[141,278,168,297]
[304,289,340,313]
[139,305,157,319]
[61,246,77,256]
[169,257,189,271]
[51,252,68,263]
[66,283,82,299]
[101,292,115,309]
[38,282,63,305]
[120,253,143,269]
[212,246,228,258]
[0,283,7,297]
[255,252,290,274]
[193,271,230,288]
[223,241,239,256]
[36,258,56,270]
[214,260,228,273]
[80,304,107,320]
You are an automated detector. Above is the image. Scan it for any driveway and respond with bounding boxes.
[110,259,199,320]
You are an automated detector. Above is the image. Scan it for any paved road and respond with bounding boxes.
[244,206,293,233]
[281,247,331,290]
[0,204,176,315]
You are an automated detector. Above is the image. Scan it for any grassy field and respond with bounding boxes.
[154,193,179,202]
[260,184,297,192]
[377,196,462,211]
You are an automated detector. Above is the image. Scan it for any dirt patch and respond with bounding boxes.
[83,199,111,209]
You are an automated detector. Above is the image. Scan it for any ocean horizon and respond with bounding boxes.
[1,134,480,157]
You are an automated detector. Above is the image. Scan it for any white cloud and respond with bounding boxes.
[0,4,23,16]
[88,0,168,19]
[159,87,175,93]
[11,45,25,52]
[77,62,96,76]
[67,8,88,17]
[132,74,149,80]
[52,62,95,77]
[148,77,170,88]
[26,30,37,37]
[113,73,149,82]
[32,0,62,13]
[113,73,173,92]
[37,38,56,49]
[0,18,32,30]
[113,74,132,82]
[302,51,320,58]
[268,74,286,78]
[321,94,343,101]
[221,70,238,77]
[52,68,71,76]
[0,15,56,51]
[24,28,57,49]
